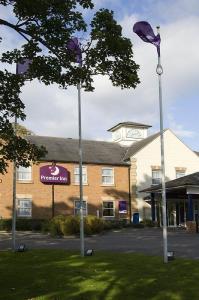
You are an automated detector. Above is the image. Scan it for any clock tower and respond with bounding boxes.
[108,122,151,146]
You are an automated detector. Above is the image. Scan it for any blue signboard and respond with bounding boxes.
[119,200,127,213]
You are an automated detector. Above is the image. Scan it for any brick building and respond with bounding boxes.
[1,121,199,225]
[0,136,131,220]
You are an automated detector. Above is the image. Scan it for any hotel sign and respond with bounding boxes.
[40,165,69,185]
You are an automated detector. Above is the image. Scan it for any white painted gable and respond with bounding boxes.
[131,129,199,219]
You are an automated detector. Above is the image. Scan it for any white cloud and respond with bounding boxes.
[1,1,199,150]
[167,114,196,138]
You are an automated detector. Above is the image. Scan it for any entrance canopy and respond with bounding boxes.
[140,172,199,227]
[140,172,199,197]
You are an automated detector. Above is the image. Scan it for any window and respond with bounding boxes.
[176,170,186,179]
[74,200,87,216]
[74,166,87,184]
[17,166,32,181]
[17,199,32,217]
[152,170,161,185]
[102,201,115,217]
[102,168,114,185]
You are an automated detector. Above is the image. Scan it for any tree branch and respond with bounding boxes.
[0,18,62,60]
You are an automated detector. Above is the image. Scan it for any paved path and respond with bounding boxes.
[1,228,199,259]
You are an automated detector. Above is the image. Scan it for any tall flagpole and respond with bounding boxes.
[67,38,85,257]
[156,26,168,263]
[77,79,85,257]
[12,114,17,251]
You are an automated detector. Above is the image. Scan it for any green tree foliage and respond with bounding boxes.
[0,0,140,174]
[14,123,34,137]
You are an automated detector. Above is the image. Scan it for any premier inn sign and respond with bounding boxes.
[40,165,69,185]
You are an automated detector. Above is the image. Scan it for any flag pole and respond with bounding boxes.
[77,76,85,257]
[156,26,168,263]
[12,114,17,251]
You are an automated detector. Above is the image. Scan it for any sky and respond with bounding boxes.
[1,0,199,150]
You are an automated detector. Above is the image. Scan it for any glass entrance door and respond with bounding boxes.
[167,202,176,227]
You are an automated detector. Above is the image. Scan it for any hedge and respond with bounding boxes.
[43,215,106,237]
[0,218,45,231]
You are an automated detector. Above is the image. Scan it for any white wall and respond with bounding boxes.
[133,129,199,219]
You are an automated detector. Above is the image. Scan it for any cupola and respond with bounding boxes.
[108,121,151,146]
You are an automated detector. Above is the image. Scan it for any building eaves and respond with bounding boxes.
[107,121,152,132]
[140,172,199,193]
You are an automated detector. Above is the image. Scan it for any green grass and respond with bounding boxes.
[1,250,199,300]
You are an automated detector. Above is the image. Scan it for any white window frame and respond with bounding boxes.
[17,198,32,217]
[74,200,87,216]
[74,166,87,185]
[16,166,32,181]
[152,169,161,185]
[176,170,186,179]
[102,201,115,217]
[102,168,114,185]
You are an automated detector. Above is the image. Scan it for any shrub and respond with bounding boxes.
[48,215,65,237]
[0,219,12,231]
[61,216,80,236]
[142,219,157,227]
[103,220,128,230]
[0,218,45,231]
[85,215,104,234]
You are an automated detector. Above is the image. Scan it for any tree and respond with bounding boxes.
[0,0,140,174]
[14,123,34,137]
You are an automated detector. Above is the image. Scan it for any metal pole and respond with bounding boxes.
[52,184,55,218]
[77,81,85,257]
[156,26,168,263]
[12,115,17,251]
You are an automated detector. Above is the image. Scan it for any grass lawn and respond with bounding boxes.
[1,250,199,300]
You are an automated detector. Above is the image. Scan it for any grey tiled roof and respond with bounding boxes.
[123,131,161,160]
[107,121,152,131]
[140,172,199,193]
[27,135,129,166]
[194,151,199,156]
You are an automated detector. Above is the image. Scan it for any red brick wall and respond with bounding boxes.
[0,162,130,220]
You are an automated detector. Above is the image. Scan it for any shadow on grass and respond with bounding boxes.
[0,250,199,300]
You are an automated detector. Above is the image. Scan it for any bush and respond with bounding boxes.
[103,220,128,230]
[43,215,105,236]
[47,215,65,237]
[0,218,45,231]
[0,219,12,231]
[85,215,104,234]
[61,216,80,236]
[141,219,157,227]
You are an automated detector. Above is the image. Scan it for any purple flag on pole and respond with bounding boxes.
[16,58,32,75]
[133,21,161,56]
[67,37,82,65]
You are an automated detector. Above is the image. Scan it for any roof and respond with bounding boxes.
[140,172,199,193]
[194,151,199,156]
[123,131,161,160]
[107,121,152,132]
[26,135,129,166]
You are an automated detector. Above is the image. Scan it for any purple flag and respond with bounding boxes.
[67,37,82,65]
[16,59,32,75]
[133,21,161,57]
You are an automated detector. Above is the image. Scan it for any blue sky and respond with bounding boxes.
[1,0,199,150]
